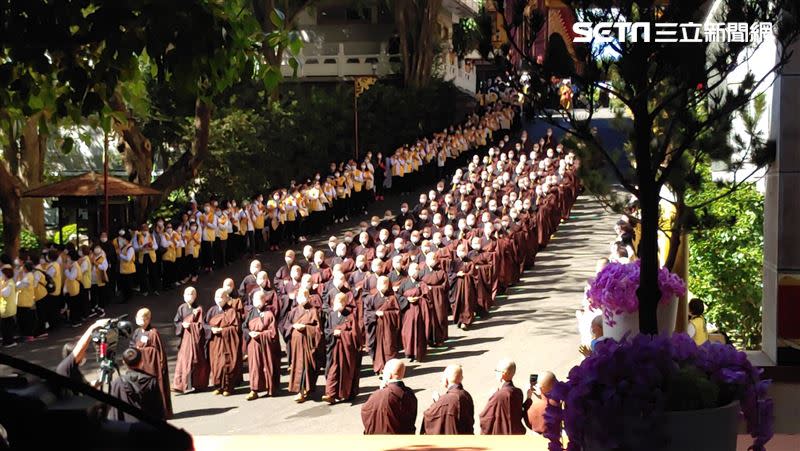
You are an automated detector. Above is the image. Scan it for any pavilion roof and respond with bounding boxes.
[22,171,160,198]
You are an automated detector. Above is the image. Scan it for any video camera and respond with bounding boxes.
[91,315,133,390]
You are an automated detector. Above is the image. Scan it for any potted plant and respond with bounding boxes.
[544,334,773,451]
[586,261,685,340]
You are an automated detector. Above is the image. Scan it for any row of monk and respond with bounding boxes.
[125,127,581,424]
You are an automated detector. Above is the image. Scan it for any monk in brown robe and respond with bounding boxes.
[285,289,322,403]
[397,262,429,362]
[479,359,526,435]
[421,364,475,434]
[523,371,557,435]
[361,359,417,434]
[322,293,361,404]
[131,308,173,418]
[449,244,476,330]
[421,252,449,346]
[364,276,401,374]
[172,287,209,394]
[243,290,281,400]
[206,288,242,396]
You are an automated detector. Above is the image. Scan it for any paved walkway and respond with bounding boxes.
[168,195,617,435]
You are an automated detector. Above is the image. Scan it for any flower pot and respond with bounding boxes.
[583,401,740,451]
[661,401,740,451]
[602,295,678,341]
[657,295,679,337]
[602,310,639,341]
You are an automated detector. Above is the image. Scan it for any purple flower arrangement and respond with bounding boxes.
[544,334,774,451]
[586,260,686,325]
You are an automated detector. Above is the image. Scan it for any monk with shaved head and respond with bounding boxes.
[206,287,242,396]
[479,358,526,434]
[421,364,475,434]
[361,359,417,434]
[130,307,172,418]
[172,286,209,394]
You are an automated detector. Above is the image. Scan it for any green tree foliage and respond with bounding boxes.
[192,80,466,202]
[688,179,764,349]
[491,0,799,334]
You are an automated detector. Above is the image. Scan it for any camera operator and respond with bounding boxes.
[56,319,111,384]
[106,348,165,422]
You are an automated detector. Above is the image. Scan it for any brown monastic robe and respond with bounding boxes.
[324,310,361,401]
[398,277,429,362]
[421,267,449,345]
[172,303,210,393]
[361,381,418,434]
[130,325,173,419]
[244,307,280,395]
[364,291,401,373]
[449,258,476,326]
[479,381,526,435]
[206,304,243,393]
[286,303,322,394]
[421,384,475,435]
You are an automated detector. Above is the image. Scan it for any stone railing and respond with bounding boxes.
[281,42,401,78]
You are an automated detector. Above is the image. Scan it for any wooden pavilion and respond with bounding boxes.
[23,172,160,242]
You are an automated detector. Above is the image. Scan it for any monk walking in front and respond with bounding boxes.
[172,287,209,394]
[130,307,173,418]
[361,359,417,434]
[285,289,322,403]
[243,290,281,400]
[206,288,242,396]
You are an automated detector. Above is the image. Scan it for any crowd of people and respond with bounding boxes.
[30,79,583,436]
[0,82,522,349]
[57,114,579,433]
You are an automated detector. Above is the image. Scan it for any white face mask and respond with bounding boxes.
[184,294,195,304]
[136,318,145,327]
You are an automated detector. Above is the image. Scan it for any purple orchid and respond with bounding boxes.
[544,334,774,451]
[586,261,687,325]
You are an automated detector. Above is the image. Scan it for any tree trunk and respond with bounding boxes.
[631,101,660,335]
[0,162,23,258]
[110,92,154,189]
[637,183,661,335]
[148,98,213,221]
[397,0,441,88]
[19,115,46,238]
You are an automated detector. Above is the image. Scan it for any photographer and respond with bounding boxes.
[106,348,165,422]
[56,319,111,383]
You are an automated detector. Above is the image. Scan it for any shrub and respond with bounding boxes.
[688,181,764,349]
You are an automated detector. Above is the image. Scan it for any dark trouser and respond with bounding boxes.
[216,239,227,268]
[254,228,264,253]
[268,224,283,247]
[1,316,16,345]
[162,260,176,287]
[228,235,240,262]
[120,273,136,302]
[201,241,214,269]
[43,293,64,330]
[245,231,256,256]
[284,220,298,244]
[17,307,37,337]
[66,293,82,324]
[186,255,199,278]
[91,284,110,309]
[139,254,159,294]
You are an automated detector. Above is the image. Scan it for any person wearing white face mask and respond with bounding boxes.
[172,286,210,394]
[129,307,173,418]
[206,287,242,397]
[451,243,475,330]
[286,289,322,403]
[243,290,281,401]
[364,276,401,375]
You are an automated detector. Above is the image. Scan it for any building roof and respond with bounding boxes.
[23,172,160,198]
